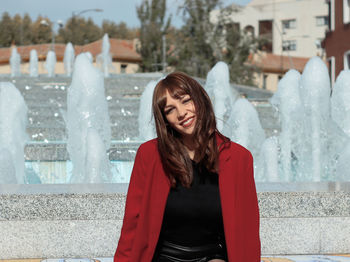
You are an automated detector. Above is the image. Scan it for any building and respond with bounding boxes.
[0,38,141,75]
[249,51,308,90]
[211,0,328,91]
[322,0,350,85]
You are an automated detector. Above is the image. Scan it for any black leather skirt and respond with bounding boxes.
[152,239,227,262]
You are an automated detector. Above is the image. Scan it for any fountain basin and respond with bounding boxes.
[0,182,349,258]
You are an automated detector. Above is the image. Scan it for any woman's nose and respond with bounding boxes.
[177,106,187,119]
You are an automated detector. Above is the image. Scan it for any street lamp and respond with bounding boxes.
[72,8,103,18]
[40,19,63,51]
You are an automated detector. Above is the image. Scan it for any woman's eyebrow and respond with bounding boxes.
[164,103,174,109]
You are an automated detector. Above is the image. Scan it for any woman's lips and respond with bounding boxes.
[181,116,195,128]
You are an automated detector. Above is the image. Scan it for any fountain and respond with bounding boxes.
[205,61,238,131]
[45,50,56,77]
[29,49,39,77]
[268,69,303,181]
[254,136,279,182]
[10,47,21,77]
[331,70,350,180]
[84,51,93,63]
[1,56,350,259]
[258,57,350,182]
[63,42,75,77]
[0,148,17,183]
[222,97,266,159]
[138,80,158,141]
[0,82,28,183]
[66,53,112,183]
[331,70,350,136]
[97,34,114,77]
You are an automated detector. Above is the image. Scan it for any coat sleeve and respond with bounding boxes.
[114,145,146,262]
[243,151,261,260]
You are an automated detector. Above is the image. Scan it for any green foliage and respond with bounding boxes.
[224,28,260,86]
[102,21,139,40]
[0,12,14,47]
[57,17,102,45]
[172,0,221,77]
[30,16,52,44]
[21,14,33,45]
[0,13,52,47]
[137,0,171,72]
[171,0,260,85]
[218,17,261,86]
[0,12,138,47]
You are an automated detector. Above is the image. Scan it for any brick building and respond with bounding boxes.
[323,0,350,84]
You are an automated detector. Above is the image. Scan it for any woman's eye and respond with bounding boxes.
[183,98,191,104]
[164,108,173,115]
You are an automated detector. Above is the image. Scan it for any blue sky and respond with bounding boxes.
[2,0,252,28]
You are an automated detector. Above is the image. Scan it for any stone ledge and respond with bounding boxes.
[0,182,350,258]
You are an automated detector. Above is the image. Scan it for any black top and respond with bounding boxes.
[158,161,225,246]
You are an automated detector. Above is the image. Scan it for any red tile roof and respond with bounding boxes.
[248,52,309,74]
[0,38,141,64]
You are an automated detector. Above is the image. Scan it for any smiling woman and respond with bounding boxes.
[114,72,261,262]
[163,91,197,157]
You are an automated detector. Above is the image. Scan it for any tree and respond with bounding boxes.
[31,16,52,44]
[223,26,260,85]
[12,14,23,45]
[0,12,14,47]
[173,0,221,77]
[137,0,171,72]
[102,20,139,40]
[214,7,261,86]
[57,16,102,45]
[173,1,260,85]
[21,14,33,45]
[102,20,138,39]
[85,18,102,43]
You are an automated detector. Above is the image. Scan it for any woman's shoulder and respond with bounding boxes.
[136,138,159,162]
[226,140,253,162]
[138,138,158,152]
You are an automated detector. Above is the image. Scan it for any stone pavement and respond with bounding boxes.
[2,255,350,262]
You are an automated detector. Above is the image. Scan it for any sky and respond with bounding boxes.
[1,0,252,28]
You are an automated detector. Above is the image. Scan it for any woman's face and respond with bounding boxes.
[164,90,196,139]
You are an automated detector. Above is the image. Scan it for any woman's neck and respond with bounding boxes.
[183,136,196,160]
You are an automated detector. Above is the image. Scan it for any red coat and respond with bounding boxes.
[114,135,260,262]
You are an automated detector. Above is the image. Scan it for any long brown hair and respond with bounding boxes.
[152,72,223,187]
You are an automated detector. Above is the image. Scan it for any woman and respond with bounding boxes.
[114,72,260,262]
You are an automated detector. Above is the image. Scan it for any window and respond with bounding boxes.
[316,16,328,26]
[121,64,127,73]
[263,74,268,90]
[244,25,255,36]
[344,51,350,70]
[259,20,273,52]
[282,19,296,30]
[282,40,297,51]
[344,0,350,24]
[225,22,240,33]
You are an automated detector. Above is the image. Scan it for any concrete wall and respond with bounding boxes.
[253,71,281,92]
[0,61,139,75]
[0,182,350,259]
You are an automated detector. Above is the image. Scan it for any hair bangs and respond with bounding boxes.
[155,80,188,112]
